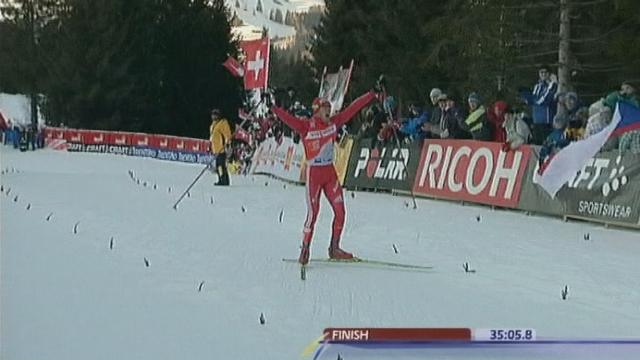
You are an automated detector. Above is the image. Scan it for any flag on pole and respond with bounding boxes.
[537,101,640,197]
[317,60,354,115]
[240,37,270,90]
[223,56,244,78]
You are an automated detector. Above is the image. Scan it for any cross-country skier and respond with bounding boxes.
[272,91,377,265]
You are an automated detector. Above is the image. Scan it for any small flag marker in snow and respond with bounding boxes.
[46,212,53,221]
[13,195,18,202]
[392,244,399,254]
[259,313,266,325]
[463,262,476,273]
[279,209,284,223]
[26,203,31,210]
[73,222,80,234]
[561,285,569,300]
[476,215,481,222]
[109,237,114,250]
[198,281,205,292]
[144,258,150,267]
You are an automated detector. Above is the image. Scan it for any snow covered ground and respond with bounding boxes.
[2,147,640,359]
[226,0,324,39]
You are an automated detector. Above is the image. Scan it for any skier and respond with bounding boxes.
[272,91,377,265]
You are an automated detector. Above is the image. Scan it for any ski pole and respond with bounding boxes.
[379,77,418,209]
[172,164,210,209]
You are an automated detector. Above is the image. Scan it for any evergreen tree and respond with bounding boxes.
[1,0,240,137]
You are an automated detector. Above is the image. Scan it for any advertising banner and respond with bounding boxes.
[528,151,640,225]
[82,130,108,145]
[131,133,151,147]
[334,137,354,185]
[412,140,531,208]
[515,146,565,216]
[344,138,420,191]
[251,136,305,183]
[48,127,212,165]
[108,132,131,146]
[64,129,82,143]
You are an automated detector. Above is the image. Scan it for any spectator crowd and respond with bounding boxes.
[0,112,45,151]
[4,66,638,175]
[221,66,639,176]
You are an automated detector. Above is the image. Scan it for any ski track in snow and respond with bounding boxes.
[1,148,640,360]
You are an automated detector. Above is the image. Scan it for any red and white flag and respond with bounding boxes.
[240,37,270,90]
[223,56,244,78]
[234,128,251,144]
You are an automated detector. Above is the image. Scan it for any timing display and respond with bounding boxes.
[474,328,536,341]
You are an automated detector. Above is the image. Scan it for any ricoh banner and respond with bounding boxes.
[528,152,640,226]
[412,140,531,208]
[343,139,421,191]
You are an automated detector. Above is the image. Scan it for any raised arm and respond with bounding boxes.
[272,106,308,135]
[332,91,377,128]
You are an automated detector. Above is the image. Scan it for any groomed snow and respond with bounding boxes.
[1,148,639,359]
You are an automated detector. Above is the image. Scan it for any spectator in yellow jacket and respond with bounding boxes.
[209,109,232,186]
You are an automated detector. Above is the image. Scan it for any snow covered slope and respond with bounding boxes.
[226,0,323,39]
[2,147,640,360]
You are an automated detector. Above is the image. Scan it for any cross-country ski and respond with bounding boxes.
[282,257,434,271]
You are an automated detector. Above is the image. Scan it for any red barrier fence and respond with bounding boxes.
[44,127,211,153]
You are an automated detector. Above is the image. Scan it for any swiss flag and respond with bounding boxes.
[240,37,270,90]
[223,56,244,78]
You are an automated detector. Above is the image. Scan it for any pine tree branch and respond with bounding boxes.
[570,0,613,7]
[516,50,559,59]
[569,18,633,43]
[501,2,557,10]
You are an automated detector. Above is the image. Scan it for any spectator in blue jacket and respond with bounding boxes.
[538,114,570,173]
[399,103,428,141]
[520,66,558,145]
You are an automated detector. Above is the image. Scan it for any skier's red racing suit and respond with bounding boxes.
[272,92,376,249]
